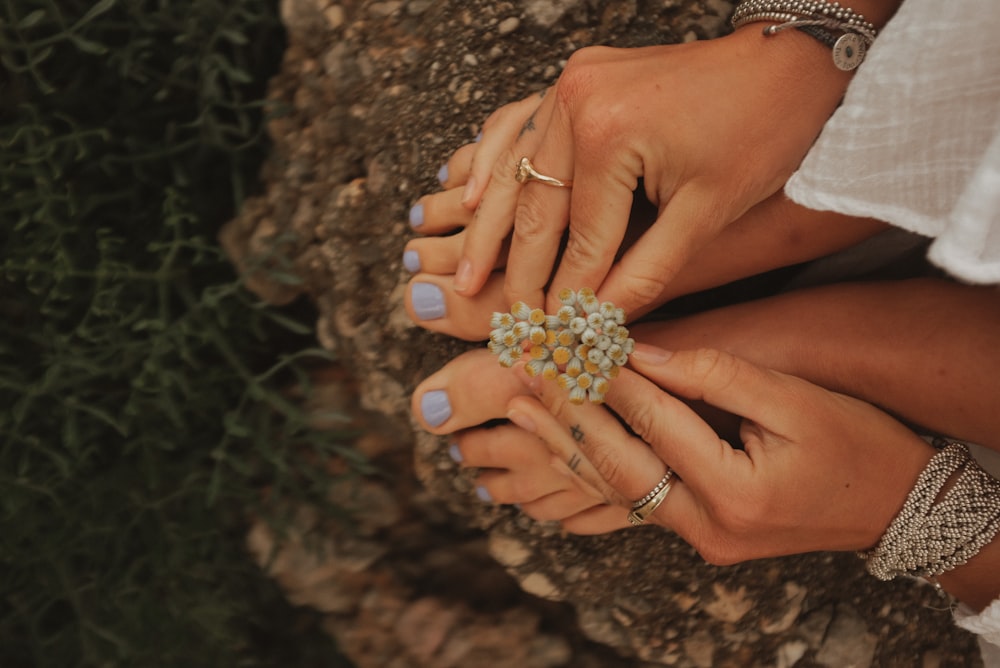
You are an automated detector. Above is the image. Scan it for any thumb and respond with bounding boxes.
[628,345,795,436]
[605,346,796,494]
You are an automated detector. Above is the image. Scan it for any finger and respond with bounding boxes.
[455,94,556,298]
[404,232,508,276]
[411,349,528,433]
[505,393,625,506]
[464,90,550,209]
[409,188,473,235]
[628,345,796,439]
[439,142,478,189]
[453,423,553,471]
[513,364,704,535]
[519,489,610,523]
[504,101,576,309]
[475,468,577,506]
[560,504,632,535]
[540,101,640,314]
[599,183,730,314]
[406,271,509,340]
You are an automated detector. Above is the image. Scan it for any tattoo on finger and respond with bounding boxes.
[567,453,582,474]
[518,113,536,140]
[570,424,585,443]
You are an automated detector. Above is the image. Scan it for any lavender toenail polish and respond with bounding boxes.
[411,282,445,320]
[421,390,451,427]
[476,486,492,503]
[437,164,449,184]
[448,442,463,463]
[409,203,424,228]
[403,249,421,273]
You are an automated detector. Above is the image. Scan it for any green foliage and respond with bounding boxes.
[1,1,358,665]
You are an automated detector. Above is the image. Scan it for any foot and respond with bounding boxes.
[412,348,614,526]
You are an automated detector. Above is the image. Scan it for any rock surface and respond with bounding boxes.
[226,0,984,665]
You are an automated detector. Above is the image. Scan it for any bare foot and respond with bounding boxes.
[412,349,612,525]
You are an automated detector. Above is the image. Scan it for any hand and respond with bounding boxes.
[410,349,609,524]
[454,28,855,315]
[507,346,936,561]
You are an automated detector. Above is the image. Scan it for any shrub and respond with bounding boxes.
[1,1,355,665]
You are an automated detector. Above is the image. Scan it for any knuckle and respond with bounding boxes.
[491,147,521,185]
[616,276,670,311]
[560,230,604,269]
[513,191,554,242]
[689,348,741,394]
[587,447,630,492]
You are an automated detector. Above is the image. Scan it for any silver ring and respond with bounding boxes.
[515,156,573,188]
[627,469,674,527]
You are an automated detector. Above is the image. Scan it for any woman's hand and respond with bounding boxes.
[454,27,857,315]
[507,346,936,561]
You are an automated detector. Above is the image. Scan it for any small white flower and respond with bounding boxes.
[486,288,635,404]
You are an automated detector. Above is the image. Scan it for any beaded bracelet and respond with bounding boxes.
[731,0,877,71]
[859,442,1000,581]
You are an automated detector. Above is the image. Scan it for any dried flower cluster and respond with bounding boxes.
[487,288,635,404]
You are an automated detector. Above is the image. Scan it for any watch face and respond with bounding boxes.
[833,33,867,71]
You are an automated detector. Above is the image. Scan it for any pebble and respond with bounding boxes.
[498,16,521,35]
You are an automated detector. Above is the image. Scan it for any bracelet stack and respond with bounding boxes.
[731,0,877,71]
[859,442,1000,581]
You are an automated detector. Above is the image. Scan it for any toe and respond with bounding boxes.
[405,272,509,340]
[411,349,528,433]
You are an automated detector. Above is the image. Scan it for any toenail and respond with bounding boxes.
[409,203,424,228]
[403,249,421,273]
[420,390,451,427]
[476,486,492,503]
[437,164,448,184]
[411,282,446,320]
[448,442,463,463]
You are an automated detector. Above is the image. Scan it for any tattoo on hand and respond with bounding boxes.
[567,453,582,473]
[570,424,585,443]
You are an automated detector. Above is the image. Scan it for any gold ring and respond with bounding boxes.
[627,469,674,527]
[515,156,573,188]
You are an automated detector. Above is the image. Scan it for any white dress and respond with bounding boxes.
[786,0,1000,285]
[784,0,1000,661]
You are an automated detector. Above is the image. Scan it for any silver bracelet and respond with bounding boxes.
[731,0,877,71]
[859,442,1000,581]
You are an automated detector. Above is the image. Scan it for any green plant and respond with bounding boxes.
[1,1,358,665]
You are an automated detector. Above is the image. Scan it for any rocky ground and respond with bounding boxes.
[224,0,985,665]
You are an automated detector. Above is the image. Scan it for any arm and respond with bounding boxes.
[634,278,1000,450]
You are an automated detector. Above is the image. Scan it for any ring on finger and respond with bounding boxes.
[627,469,674,527]
[515,156,573,188]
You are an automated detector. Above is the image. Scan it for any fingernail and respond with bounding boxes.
[631,343,673,365]
[411,282,446,320]
[474,131,483,143]
[403,249,421,273]
[420,390,451,427]
[437,164,449,184]
[453,258,472,293]
[409,203,425,229]
[461,175,478,206]
[448,442,463,463]
[476,486,493,503]
[506,408,537,434]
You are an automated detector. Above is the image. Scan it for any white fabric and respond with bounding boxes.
[785,0,1000,284]
[956,599,1000,667]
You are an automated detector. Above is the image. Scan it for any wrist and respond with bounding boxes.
[728,0,903,73]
